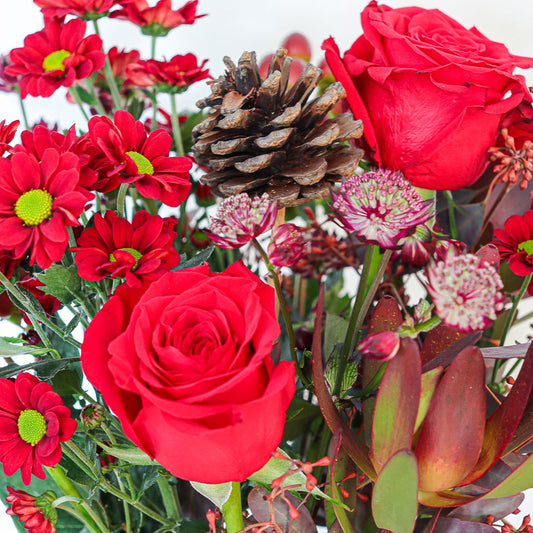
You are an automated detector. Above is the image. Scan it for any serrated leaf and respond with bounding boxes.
[372,450,418,533]
[324,312,349,365]
[136,466,161,499]
[190,480,233,509]
[51,367,82,395]
[177,246,215,270]
[37,264,82,305]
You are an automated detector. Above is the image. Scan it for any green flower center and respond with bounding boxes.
[42,50,71,73]
[15,189,53,226]
[110,247,143,271]
[126,151,154,175]
[518,239,533,256]
[18,409,47,446]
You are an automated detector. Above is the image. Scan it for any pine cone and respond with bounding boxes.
[192,49,364,207]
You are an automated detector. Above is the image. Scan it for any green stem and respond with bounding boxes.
[354,361,389,398]
[252,238,308,386]
[169,92,185,156]
[16,88,29,129]
[93,20,122,111]
[157,476,182,522]
[46,465,104,533]
[492,273,533,382]
[222,482,244,533]
[69,86,90,122]
[443,190,458,240]
[151,35,157,59]
[85,77,108,116]
[117,183,129,218]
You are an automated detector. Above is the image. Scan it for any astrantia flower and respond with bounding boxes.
[112,0,205,36]
[0,120,19,157]
[71,210,180,287]
[87,110,192,205]
[331,169,434,248]
[126,53,210,91]
[492,210,533,276]
[0,149,91,269]
[426,251,506,333]
[206,193,278,248]
[6,18,105,98]
[268,223,307,267]
[6,486,57,533]
[0,373,77,485]
[33,0,119,19]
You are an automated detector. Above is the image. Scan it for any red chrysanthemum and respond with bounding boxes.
[6,18,106,98]
[126,53,210,91]
[112,0,205,36]
[33,0,119,18]
[15,125,97,192]
[0,148,92,269]
[0,120,19,157]
[72,210,180,287]
[87,110,192,205]
[17,277,62,325]
[492,210,533,276]
[0,373,77,485]
[6,486,57,533]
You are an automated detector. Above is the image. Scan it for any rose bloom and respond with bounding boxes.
[33,0,119,18]
[0,373,77,485]
[7,18,106,99]
[72,210,181,287]
[87,110,192,205]
[112,0,205,36]
[81,261,295,483]
[0,149,91,269]
[126,53,210,91]
[492,210,533,276]
[6,487,57,533]
[323,2,533,190]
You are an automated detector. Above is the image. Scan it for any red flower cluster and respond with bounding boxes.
[0,149,92,269]
[493,210,533,276]
[6,486,56,533]
[7,18,106,98]
[0,120,19,157]
[126,53,210,91]
[112,0,205,36]
[72,210,180,287]
[86,110,191,205]
[33,0,120,18]
[0,373,76,485]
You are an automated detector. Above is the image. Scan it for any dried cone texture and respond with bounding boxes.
[192,49,364,207]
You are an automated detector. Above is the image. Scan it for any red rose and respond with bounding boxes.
[323,1,533,190]
[81,262,295,483]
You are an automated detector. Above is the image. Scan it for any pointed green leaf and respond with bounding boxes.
[415,346,486,492]
[370,338,421,473]
[414,367,443,435]
[0,337,52,357]
[324,312,349,362]
[37,264,82,304]
[461,342,533,485]
[96,442,158,466]
[372,450,418,533]
[190,480,233,509]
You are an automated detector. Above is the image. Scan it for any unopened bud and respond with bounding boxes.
[358,331,400,361]
[506,376,516,385]
[486,515,494,525]
[81,403,105,430]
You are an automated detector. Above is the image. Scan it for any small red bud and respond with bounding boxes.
[271,476,284,489]
[486,515,494,525]
[305,475,317,491]
[206,509,217,533]
[312,457,332,467]
[339,486,350,499]
[506,376,516,385]
[287,501,300,521]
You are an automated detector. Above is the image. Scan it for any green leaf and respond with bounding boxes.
[480,453,533,500]
[324,312,349,362]
[371,338,421,474]
[177,246,215,270]
[96,442,158,466]
[190,480,233,509]
[372,450,418,533]
[414,367,443,435]
[37,264,82,305]
[51,367,83,396]
[0,358,76,379]
[136,466,161,499]
[0,336,52,357]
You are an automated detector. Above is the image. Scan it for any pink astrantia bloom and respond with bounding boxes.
[0,373,77,485]
[6,18,105,99]
[331,169,434,248]
[268,222,307,267]
[425,250,506,333]
[71,210,180,287]
[206,193,278,249]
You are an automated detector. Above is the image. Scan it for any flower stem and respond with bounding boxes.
[334,246,392,397]
[222,482,244,533]
[151,35,157,59]
[170,92,185,156]
[117,183,129,218]
[85,76,108,116]
[16,88,29,129]
[157,476,182,522]
[443,190,458,240]
[69,86,90,122]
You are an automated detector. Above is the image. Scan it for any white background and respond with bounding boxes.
[0,0,533,531]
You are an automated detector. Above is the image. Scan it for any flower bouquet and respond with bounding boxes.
[1,1,533,533]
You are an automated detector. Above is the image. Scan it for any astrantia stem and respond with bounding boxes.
[222,482,244,533]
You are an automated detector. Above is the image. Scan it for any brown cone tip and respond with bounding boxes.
[192,49,364,207]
